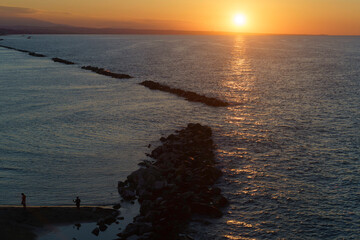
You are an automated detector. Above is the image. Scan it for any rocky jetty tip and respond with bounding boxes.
[118,123,228,240]
[52,57,75,65]
[81,65,133,79]
[139,80,229,107]
[28,52,46,57]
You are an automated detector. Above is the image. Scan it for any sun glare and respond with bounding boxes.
[234,14,246,26]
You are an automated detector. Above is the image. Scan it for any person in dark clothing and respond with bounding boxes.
[73,196,81,209]
[21,193,26,208]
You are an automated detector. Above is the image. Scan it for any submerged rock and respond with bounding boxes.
[91,227,100,236]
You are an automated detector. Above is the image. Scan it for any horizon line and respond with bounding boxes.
[0,26,359,37]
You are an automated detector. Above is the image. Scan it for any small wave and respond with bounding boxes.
[0,167,21,172]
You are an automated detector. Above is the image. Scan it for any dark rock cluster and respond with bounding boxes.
[92,214,118,236]
[117,123,228,239]
[139,80,229,107]
[81,65,133,79]
[0,45,46,57]
[52,57,75,65]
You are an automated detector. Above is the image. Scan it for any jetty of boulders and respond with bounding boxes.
[0,45,135,79]
[139,80,229,107]
[28,52,46,57]
[117,123,228,239]
[52,57,75,65]
[81,66,133,79]
[0,45,46,57]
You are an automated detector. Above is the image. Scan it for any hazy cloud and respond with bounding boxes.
[0,6,37,16]
[76,18,195,30]
[0,5,194,30]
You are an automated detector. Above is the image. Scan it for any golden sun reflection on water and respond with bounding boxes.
[224,235,256,240]
[227,220,254,228]
[229,167,257,175]
[219,36,278,240]
[222,36,256,104]
[221,35,269,145]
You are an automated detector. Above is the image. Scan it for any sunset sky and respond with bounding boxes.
[1,0,360,35]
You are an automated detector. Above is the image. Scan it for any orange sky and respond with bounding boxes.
[1,0,360,35]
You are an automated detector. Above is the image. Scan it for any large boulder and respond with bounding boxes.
[190,202,223,218]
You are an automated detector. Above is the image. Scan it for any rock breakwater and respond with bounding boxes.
[81,66,133,79]
[52,57,75,65]
[0,45,134,79]
[117,123,228,239]
[0,45,46,57]
[28,52,46,57]
[139,80,229,107]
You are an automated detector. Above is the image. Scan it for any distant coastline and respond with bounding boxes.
[0,26,240,36]
[0,16,359,36]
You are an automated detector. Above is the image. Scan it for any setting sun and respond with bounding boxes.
[234,14,246,27]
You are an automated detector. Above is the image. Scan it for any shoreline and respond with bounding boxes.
[0,206,119,240]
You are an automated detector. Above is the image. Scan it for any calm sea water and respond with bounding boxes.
[0,35,359,239]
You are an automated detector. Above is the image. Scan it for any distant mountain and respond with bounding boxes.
[0,16,234,35]
[0,17,61,28]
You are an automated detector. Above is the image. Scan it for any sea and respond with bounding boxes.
[0,34,359,239]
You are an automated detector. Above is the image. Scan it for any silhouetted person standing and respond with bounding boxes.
[73,196,81,209]
[21,193,26,208]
